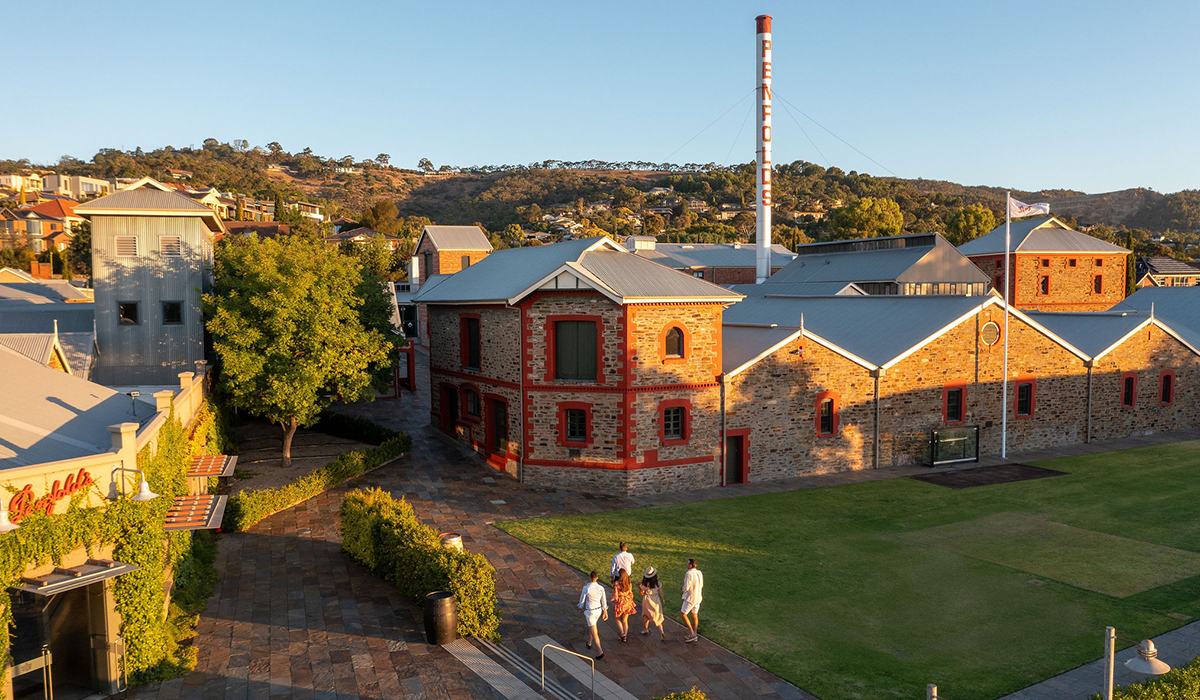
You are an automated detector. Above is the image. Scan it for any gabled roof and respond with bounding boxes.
[0,267,37,283]
[0,333,70,371]
[414,237,742,306]
[634,243,796,269]
[957,217,1129,255]
[730,282,866,297]
[0,344,142,469]
[25,199,80,220]
[75,182,224,233]
[0,280,91,303]
[1025,310,1200,360]
[1116,287,1200,345]
[767,233,988,286]
[419,225,493,252]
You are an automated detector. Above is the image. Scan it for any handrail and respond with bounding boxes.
[41,645,53,700]
[540,643,594,700]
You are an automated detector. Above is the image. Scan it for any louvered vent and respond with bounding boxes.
[114,236,138,257]
[159,235,182,257]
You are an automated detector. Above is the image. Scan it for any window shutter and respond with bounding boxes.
[115,236,138,257]
[159,235,182,257]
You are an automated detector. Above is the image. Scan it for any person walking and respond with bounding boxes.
[638,566,667,640]
[610,541,635,583]
[680,558,703,643]
[612,569,636,642]
[578,571,608,659]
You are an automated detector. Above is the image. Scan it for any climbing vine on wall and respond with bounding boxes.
[0,399,235,696]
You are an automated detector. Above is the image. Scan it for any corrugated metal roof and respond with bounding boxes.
[577,250,742,300]
[0,333,56,364]
[421,225,494,251]
[722,326,800,374]
[1116,287,1200,350]
[635,243,796,269]
[730,282,865,297]
[769,234,990,286]
[1141,257,1198,275]
[957,217,1129,255]
[58,332,95,380]
[1022,311,1151,358]
[74,188,214,213]
[413,237,740,304]
[0,280,90,302]
[723,295,991,368]
[0,304,95,333]
[0,344,144,469]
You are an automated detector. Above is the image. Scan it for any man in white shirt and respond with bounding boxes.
[610,542,634,583]
[577,570,608,659]
[680,558,703,642]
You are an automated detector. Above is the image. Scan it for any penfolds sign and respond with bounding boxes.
[8,468,96,523]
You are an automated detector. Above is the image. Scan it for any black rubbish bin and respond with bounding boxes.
[424,591,457,645]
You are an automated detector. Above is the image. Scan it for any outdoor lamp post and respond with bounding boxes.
[110,467,159,502]
[1104,626,1171,700]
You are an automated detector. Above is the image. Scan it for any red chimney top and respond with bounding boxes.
[756,15,772,33]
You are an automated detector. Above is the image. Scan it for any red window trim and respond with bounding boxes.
[657,398,693,446]
[482,392,511,456]
[458,382,483,424]
[1040,258,1051,268]
[1037,275,1051,296]
[1013,376,1037,419]
[815,390,840,437]
[1120,371,1138,409]
[657,323,690,364]
[1092,274,1104,295]
[1159,370,1176,406]
[544,314,606,384]
[556,401,594,447]
[942,383,967,425]
[459,313,481,369]
[1095,258,1104,267]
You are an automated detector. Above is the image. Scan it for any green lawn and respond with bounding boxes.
[496,442,1200,700]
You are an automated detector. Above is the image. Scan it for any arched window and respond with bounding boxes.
[665,327,684,358]
[463,389,481,417]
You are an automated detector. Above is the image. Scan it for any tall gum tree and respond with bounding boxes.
[204,236,390,466]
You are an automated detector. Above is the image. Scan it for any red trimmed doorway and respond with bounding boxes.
[725,430,750,485]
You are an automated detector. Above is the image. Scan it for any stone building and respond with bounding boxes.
[416,238,1200,495]
[414,236,741,493]
[414,225,493,347]
[958,217,1130,311]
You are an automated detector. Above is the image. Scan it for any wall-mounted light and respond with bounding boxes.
[110,467,158,502]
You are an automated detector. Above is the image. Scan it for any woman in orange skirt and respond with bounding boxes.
[612,568,637,642]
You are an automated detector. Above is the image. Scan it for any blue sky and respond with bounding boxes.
[3,1,1197,193]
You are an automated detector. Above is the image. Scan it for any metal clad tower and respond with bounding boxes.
[755,14,773,283]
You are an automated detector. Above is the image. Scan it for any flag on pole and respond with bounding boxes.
[1007,198,1051,219]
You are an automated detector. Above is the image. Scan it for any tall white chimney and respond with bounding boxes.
[755,14,773,284]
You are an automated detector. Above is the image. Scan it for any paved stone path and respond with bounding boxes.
[132,347,1200,700]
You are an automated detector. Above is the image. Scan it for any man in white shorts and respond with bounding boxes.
[680,557,703,642]
[578,570,608,659]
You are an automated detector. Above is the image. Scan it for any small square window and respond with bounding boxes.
[461,255,471,269]
[693,271,704,278]
[1068,259,1077,267]
[1040,258,1050,268]
[565,409,587,442]
[159,235,182,257]
[118,301,139,325]
[162,301,183,325]
[1095,259,1104,267]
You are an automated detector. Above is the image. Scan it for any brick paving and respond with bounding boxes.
[131,348,1200,700]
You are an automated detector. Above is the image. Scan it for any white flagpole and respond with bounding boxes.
[1002,192,1011,459]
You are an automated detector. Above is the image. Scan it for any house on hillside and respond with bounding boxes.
[167,168,193,180]
[43,174,111,200]
[767,233,990,296]
[323,226,404,250]
[286,201,325,222]
[1135,257,1200,288]
[958,217,1130,311]
[74,179,224,384]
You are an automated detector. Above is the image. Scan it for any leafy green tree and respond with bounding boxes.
[203,237,390,466]
[945,204,998,245]
[501,223,524,248]
[521,203,543,225]
[376,153,390,167]
[828,197,904,239]
[66,220,92,280]
[643,213,665,235]
[418,158,434,172]
[360,199,402,236]
[731,212,755,240]
[267,142,284,158]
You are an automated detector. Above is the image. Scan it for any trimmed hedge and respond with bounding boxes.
[223,434,411,531]
[340,487,500,639]
[313,410,401,446]
[1096,657,1200,700]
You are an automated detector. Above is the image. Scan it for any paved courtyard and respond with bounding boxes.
[132,349,1200,700]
